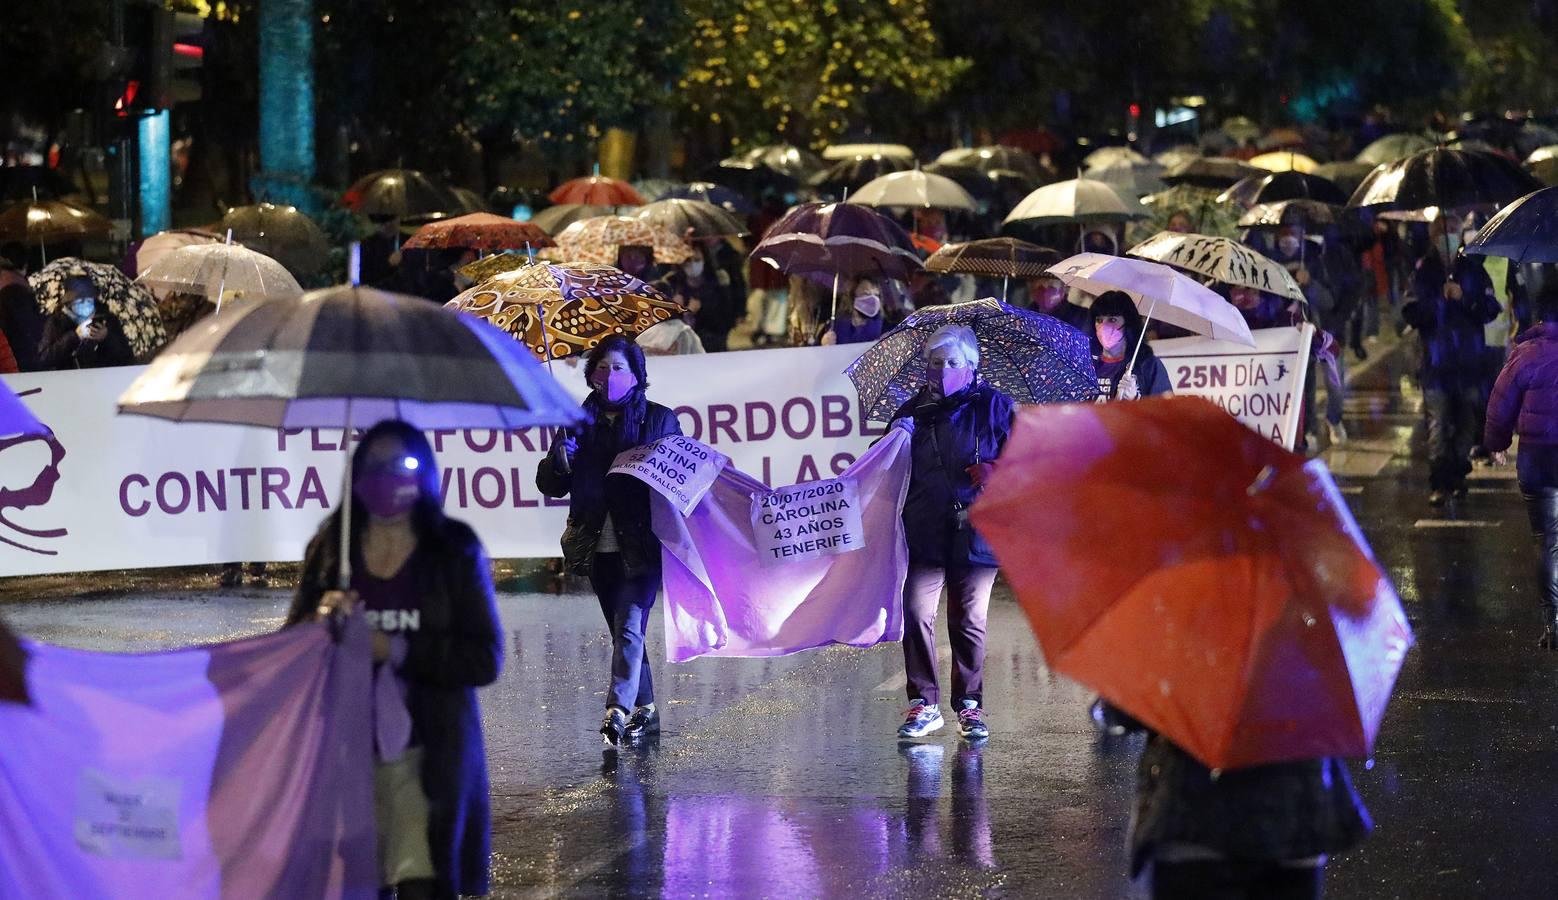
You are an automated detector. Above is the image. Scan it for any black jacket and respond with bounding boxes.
[36,310,134,370]
[1130,734,1371,875]
[1403,253,1500,390]
[287,517,501,898]
[536,394,683,575]
[890,383,1015,568]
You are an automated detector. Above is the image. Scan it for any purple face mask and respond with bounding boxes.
[357,471,420,519]
[593,370,638,405]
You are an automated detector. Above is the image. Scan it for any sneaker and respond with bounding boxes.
[897,700,944,738]
[956,700,989,741]
[600,707,628,747]
[624,704,660,743]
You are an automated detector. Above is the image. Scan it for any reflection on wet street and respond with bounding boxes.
[5,342,1557,898]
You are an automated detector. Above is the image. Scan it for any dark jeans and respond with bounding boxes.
[696,328,730,352]
[1152,860,1323,900]
[1423,384,1480,491]
[902,564,998,706]
[589,552,657,712]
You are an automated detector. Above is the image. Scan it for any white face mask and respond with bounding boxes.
[853,294,882,318]
[1277,236,1302,256]
[684,260,705,278]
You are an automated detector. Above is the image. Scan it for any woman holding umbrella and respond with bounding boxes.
[1090,291,1172,402]
[890,324,1015,742]
[290,421,502,900]
[537,336,682,746]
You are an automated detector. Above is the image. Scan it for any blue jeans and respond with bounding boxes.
[589,553,657,712]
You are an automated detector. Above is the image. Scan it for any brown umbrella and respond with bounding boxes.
[0,198,111,249]
[402,212,554,253]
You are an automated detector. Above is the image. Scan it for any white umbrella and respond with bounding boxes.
[136,237,303,311]
[850,169,977,212]
[1126,231,1304,303]
[1083,146,1149,169]
[1086,160,1167,198]
[823,143,915,161]
[131,229,224,276]
[1048,251,1255,374]
[1004,178,1147,227]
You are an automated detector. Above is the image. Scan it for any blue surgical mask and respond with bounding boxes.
[69,298,96,323]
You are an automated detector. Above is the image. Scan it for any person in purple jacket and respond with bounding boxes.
[1485,284,1558,649]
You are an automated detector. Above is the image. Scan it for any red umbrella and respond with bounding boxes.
[548,175,645,207]
[402,212,554,252]
[971,397,1412,770]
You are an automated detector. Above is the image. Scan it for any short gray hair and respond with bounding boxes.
[923,324,980,367]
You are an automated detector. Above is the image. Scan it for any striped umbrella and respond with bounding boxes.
[118,286,583,431]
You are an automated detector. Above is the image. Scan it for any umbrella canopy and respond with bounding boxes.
[0,199,111,245]
[1347,148,1545,216]
[1238,200,1341,229]
[550,215,694,267]
[129,229,224,277]
[1257,127,1306,150]
[342,169,460,220]
[0,382,46,439]
[1532,157,1558,188]
[1218,171,1349,208]
[446,187,488,216]
[659,181,755,215]
[923,163,1038,209]
[136,242,303,307]
[971,396,1412,770]
[844,298,1096,422]
[714,144,826,192]
[1047,252,1255,346]
[220,203,331,277]
[1161,157,1265,190]
[935,146,1044,179]
[1248,151,1319,174]
[1355,133,1436,167]
[1004,178,1147,227]
[402,212,554,253]
[119,286,584,430]
[1083,146,1149,170]
[850,169,977,212]
[808,155,914,199]
[1311,161,1379,198]
[1127,231,1304,302]
[1465,186,1558,265]
[455,252,534,283]
[823,143,915,161]
[1153,147,1203,170]
[1528,145,1558,166]
[1135,185,1241,241]
[924,238,1060,278]
[1086,160,1167,198]
[1515,125,1558,158]
[632,178,681,203]
[29,258,168,358]
[1219,116,1262,143]
[528,203,630,236]
[548,175,645,207]
[445,261,680,361]
[632,199,748,239]
[749,201,922,281]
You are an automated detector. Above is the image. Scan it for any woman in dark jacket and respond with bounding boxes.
[537,336,682,746]
[1128,722,1370,899]
[889,324,1015,743]
[1090,291,1173,402]
[288,420,501,900]
[1485,285,1558,649]
[35,276,135,370]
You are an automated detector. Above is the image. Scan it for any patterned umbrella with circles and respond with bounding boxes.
[29,258,168,358]
[845,298,1097,423]
[445,261,681,361]
[547,215,694,267]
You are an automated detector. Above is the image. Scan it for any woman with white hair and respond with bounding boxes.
[888,323,1015,742]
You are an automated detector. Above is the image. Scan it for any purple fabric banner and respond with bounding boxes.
[653,429,912,662]
[0,618,377,899]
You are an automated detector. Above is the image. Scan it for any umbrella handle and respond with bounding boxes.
[337,402,353,591]
[1125,296,1158,380]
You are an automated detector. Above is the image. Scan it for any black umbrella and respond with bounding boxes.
[707,144,825,198]
[1237,200,1341,229]
[807,155,913,200]
[342,169,461,220]
[1218,172,1349,208]
[1161,157,1265,189]
[1311,161,1378,198]
[220,203,331,277]
[1347,148,1543,215]
[933,146,1045,180]
[632,198,747,239]
[528,204,629,236]
[1465,186,1558,264]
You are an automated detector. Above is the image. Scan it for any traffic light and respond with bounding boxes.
[117,3,205,114]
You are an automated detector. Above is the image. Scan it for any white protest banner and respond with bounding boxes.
[609,436,727,516]
[1150,324,1314,449]
[749,477,865,566]
[0,345,887,576]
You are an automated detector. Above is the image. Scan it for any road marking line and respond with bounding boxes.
[1338,486,1364,495]
[1413,519,1497,528]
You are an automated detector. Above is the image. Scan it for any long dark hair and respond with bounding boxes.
[317,419,448,559]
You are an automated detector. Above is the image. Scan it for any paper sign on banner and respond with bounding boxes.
[1150,324,1314,450]
[749,477,865,566]
[609,436,728,516]
[73,770,183,860]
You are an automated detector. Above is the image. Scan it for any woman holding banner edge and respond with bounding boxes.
[537,336,683,747]
[890,324,1015,742]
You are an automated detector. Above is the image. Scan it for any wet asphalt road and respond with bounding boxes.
[4,340,1557,899]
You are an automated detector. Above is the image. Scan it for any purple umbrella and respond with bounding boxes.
[751,202,922,322]
[0,383,45,439]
